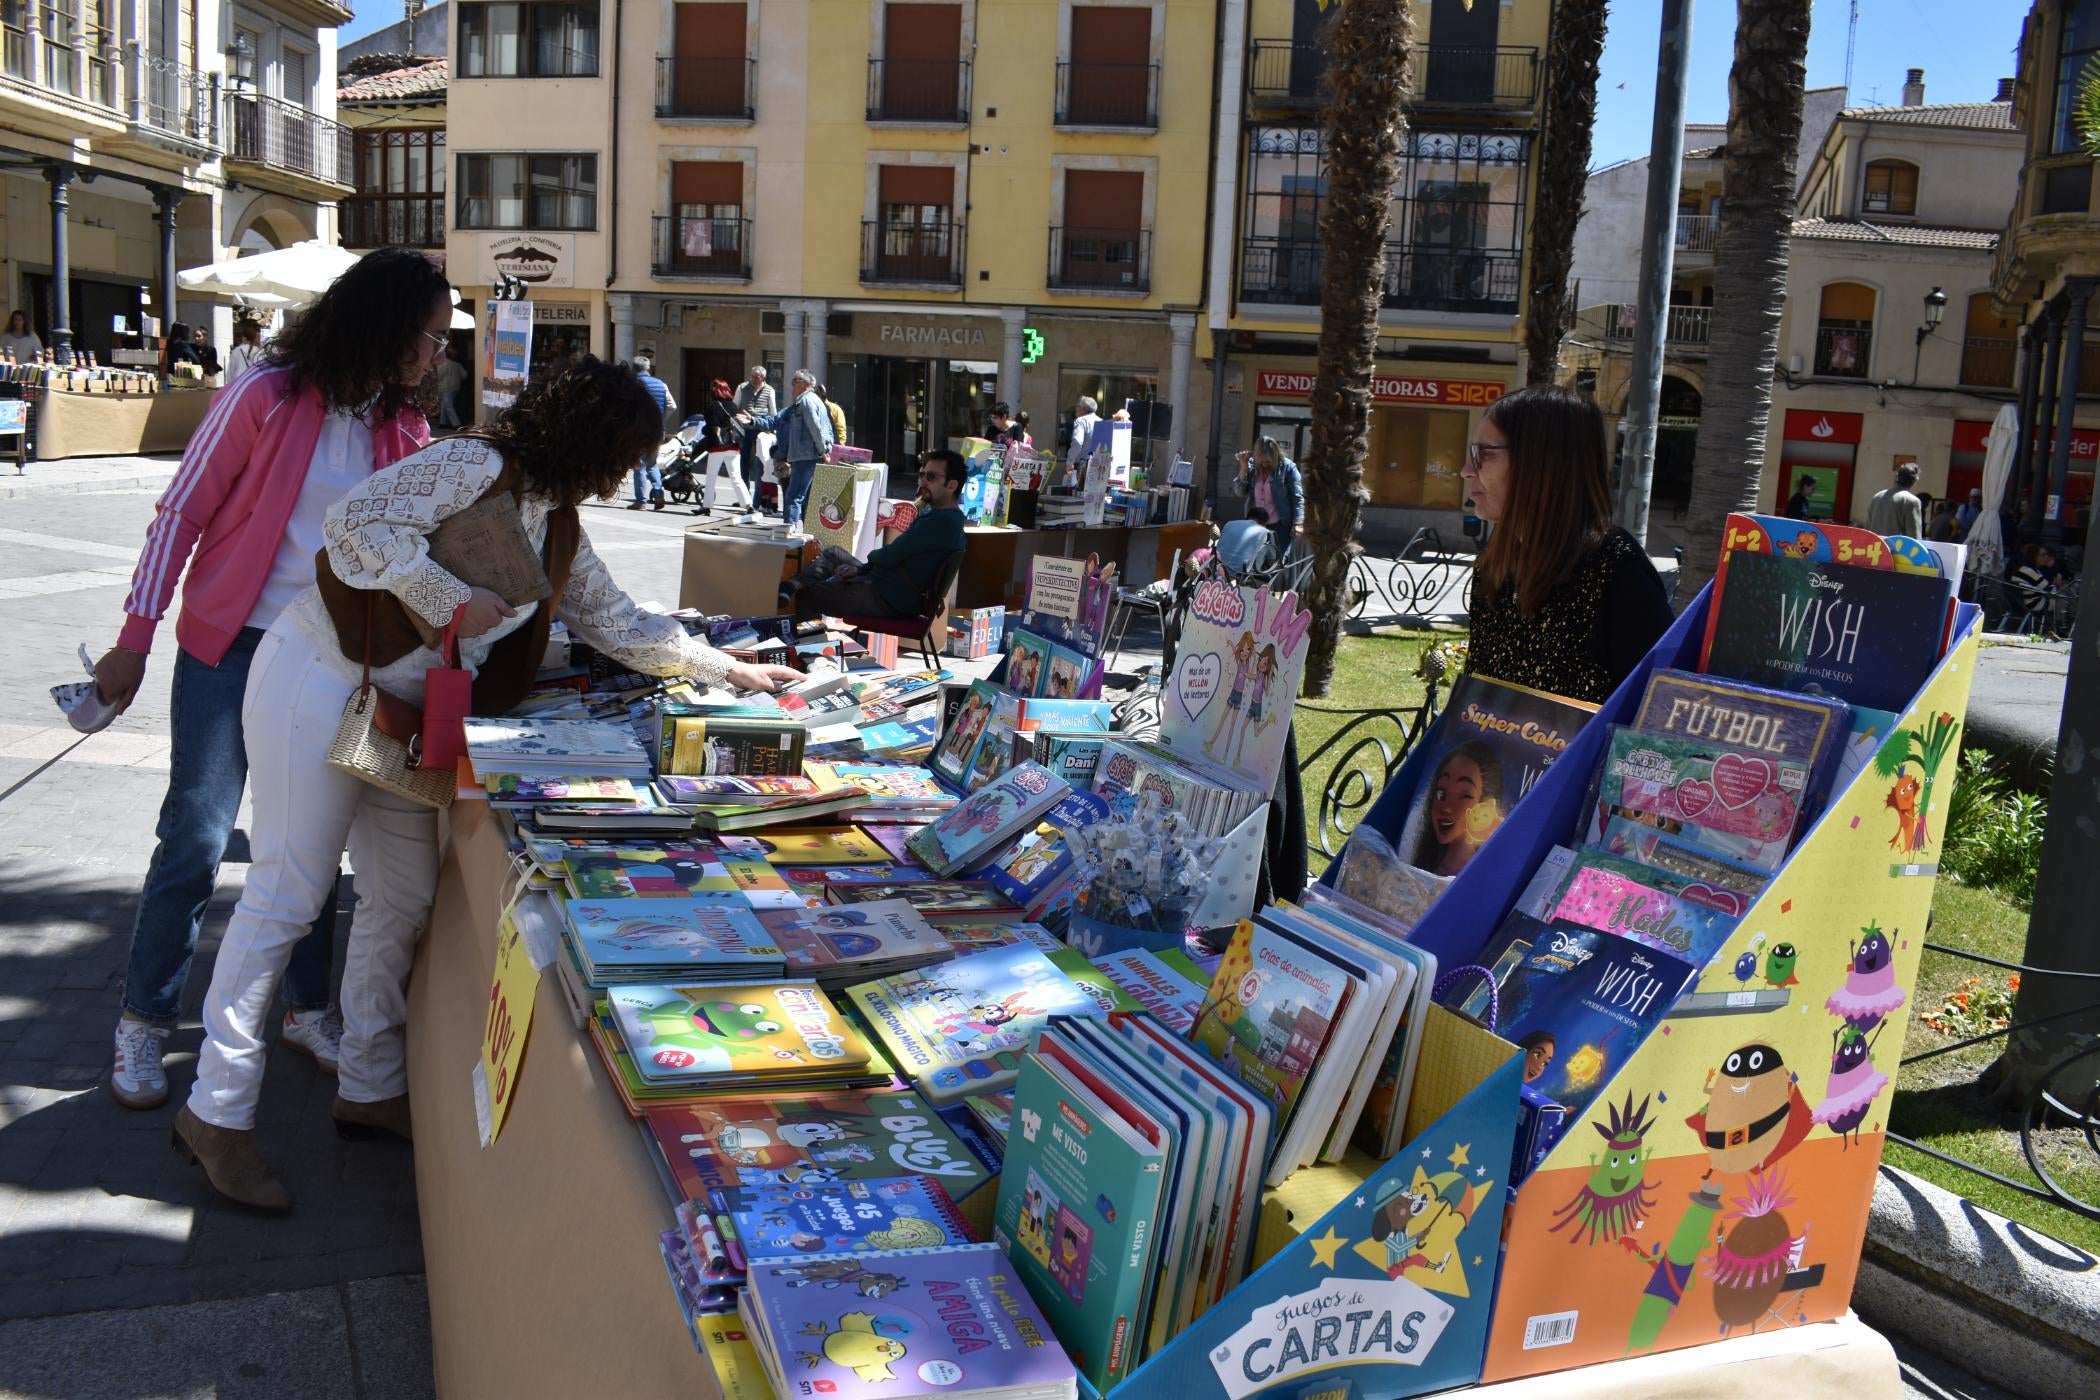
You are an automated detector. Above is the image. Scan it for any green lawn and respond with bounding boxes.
[1295,628,1449,876]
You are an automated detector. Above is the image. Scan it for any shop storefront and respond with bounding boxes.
[1772,408,1864,523]
[1244,365,1509,515]
[1947,416,2098,535]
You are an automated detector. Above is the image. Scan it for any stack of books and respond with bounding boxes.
[465,716,654,781]
[825,762,958,821]
[592,980,894,1112]
[752,898,955,989]
[562,895,783,987]
[655,761,872,829]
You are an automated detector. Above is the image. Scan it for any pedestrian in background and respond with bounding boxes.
[429,342,467,430]
[225,320,267,384]
[1866,463,1925,538]
[819,382,849,449]
[733,364,777,491]
[627,353,675,511]
[740,369,832,530]
[93,248,449,1141]
[2,309,43,361]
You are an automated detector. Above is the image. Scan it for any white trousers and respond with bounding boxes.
[187,625,439,1129]
[701,447,752,511]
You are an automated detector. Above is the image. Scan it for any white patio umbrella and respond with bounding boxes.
[1964,400,2016,585]
[177,240,360,307]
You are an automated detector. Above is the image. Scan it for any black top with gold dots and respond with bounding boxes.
[1466,528,1675,705]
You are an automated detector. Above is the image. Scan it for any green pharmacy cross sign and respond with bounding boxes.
[1022,327,1046,365]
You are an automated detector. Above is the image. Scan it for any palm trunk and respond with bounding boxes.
[1524,0,1610,386]
[1679,0,1813,599]
[1301,0,1415,697]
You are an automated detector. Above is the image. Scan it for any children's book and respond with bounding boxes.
[1003,629,1055,698]
[960,687,1027,792]
[485,774,639,804]
[564,897,782,985]
[826,763,957,816]
[1187,919,1351,1150]
[1587,725,1815,872]
[854,823,929,866]
[559,841,734,900]
[994,1051,1168,1390]
[984,790,1111,921]
[742,826,888,865]
[1589,822,1771,906]
[656,773,828,806]
[929,678,1004,789]
[740,1243,1078,1400]
[753,900,952,987]
[1700,547,1953,712]
[843,944,1112,1104]
[645,1088,996,1215]
[964,1090,1014,1147]
[1395,671,1597,879]
[776,862,928,892]
[712,1175,976,1264]
[1016,698,1114,735]
[1038,634,1103,702]
[825,880,1023,925]
[1088,947,1209,1033]
[605,982,876,1085]
[464,716,652,777]
[1548,860,1739,965]
[1158,580,1312,797]
[1030,731,1110,789]
[906,761,1073,877]
[1633,669,1850,813]
[1716,511,1902,570]
[941,921,1065,955]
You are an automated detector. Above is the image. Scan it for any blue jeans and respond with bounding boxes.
[782,459,818,531]
[631,462,663,502]
[122,627,334,1024]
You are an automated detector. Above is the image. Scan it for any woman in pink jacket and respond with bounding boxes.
[94,249,452,1129]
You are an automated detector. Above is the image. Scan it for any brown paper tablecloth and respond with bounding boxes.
[35,385,213,460]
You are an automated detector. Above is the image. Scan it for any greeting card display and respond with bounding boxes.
[1017,554,1115,657]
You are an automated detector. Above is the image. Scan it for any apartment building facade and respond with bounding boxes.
[0,0,353,361]
[337,0,447,254]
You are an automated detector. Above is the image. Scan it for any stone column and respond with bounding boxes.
[609,293,638,364]
[2010,320,2043,529]
[781,302,807,381]
[1167,311,1196,463]
[2025,302,2064,543]
[153,187,180,336]
[999,306,1026,413]
[46,163,75,365]
[2044,281,2092,551]
[802,299,830,385]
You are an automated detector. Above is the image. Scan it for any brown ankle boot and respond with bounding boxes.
[172,1105,291,1212]
[333,1093,413,1143]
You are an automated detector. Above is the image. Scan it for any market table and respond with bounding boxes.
[405,801,1904,1400]
[956,520,1209,609]
[34,383,212,459]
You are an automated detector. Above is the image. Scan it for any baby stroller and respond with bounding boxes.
[659,417,707,505]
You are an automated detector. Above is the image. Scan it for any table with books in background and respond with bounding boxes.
[403,512,1961,1400]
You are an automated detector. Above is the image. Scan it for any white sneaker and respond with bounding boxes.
[282,1006,343,1074]
[110,1018,171,1110]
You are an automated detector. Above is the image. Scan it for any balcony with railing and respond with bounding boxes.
[1675,213,1719,252]
[132,57,218,149]
[2,16,25,82]
[653,214,752,279]
[1,5,123,123]
[1246,41,1539,111]
[1048,227,1151,294]
[343,194,445,250]
[1238,238,1520,315]
[861,220,964,286]
[865,57,969,125]
[1055,61,1158,129]
[1575,301,1713,347]
[655,55,753,120]
[224,89,352,193]
[1814,324,1873,378]
[1959,335,2016,389]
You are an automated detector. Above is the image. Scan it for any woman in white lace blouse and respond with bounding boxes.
[176,359,801,1210]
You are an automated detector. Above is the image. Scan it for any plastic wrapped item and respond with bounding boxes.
[1332,822,1454,933]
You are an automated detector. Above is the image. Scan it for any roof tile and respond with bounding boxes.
[337,57,447,104]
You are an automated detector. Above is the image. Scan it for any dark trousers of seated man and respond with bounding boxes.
[789,544,895,620]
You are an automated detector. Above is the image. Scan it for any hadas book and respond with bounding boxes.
[1699,548,1951,713]
[1395,673,1597,879]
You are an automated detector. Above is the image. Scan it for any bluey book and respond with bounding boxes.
[994,1050,1168,1390]
[843,944,1112,1105]
[605,981,875,1085]
[754,900,952,987]
[564,897,782,985]
[1634,669,1850,815]
[1188,919,1352,1141]
[1700,547,1953,712]
[985,790,1111,921]
[644,1088,996,1217]
[740,1243,1078,1400]
[1395,672,1597,878]
[1088,947,1209,1033]
[712,1174,976,1265]
[907,761,1073,877]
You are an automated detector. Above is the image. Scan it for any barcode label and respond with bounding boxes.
[1522,1310,1578,1350]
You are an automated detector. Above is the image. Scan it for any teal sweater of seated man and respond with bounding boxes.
[866,505,966,613]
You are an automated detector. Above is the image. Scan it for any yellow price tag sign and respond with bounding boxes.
[481,909,540,1146]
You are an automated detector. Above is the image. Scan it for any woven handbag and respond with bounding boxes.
[325,599,457,810]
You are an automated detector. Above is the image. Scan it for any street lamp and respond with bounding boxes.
[1912,286,1949,382]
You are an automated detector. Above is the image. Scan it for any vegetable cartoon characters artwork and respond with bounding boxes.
[797,1312,907,1382]
[1706,1170,1808,1336]
[1810,924,1905,1148]
[1548,1092,1659,1246]
[1871,712,1959,856]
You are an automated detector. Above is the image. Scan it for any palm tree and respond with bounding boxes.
[1678,0,1813,600]
[1524,0,1611,386]
[1300,0,1416,696]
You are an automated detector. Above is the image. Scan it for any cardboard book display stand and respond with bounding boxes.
[1082,587,1977,1398]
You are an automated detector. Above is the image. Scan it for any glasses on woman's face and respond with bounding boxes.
[1464,442,1507,470]
[420,330,447,353]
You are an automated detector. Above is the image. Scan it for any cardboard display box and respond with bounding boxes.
[678,528,803,619]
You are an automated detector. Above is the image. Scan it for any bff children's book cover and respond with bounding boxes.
[1160,581,1312,798]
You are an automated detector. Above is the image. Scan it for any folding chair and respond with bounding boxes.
[839,548,968,672]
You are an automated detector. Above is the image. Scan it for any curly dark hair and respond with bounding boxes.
[263,247,451,419]
[479,356,664,507]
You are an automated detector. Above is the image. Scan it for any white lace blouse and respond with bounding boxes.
[284,436,737,704]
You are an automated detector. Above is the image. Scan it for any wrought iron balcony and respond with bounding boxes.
[1246,41,1538,110]
[1674,213,1719,252]
[1959,336,2016,389]
[1814,324,1873,378]
[1048,227,1151,294]
[1238,238,1520,315]
[343,194,445,250]
[1055,61,1158,129]
[860,220,964,286]
[655,55,753,120]
[136,57,218,147]
[653,214,753,279]
[865,57,969,125]
[224,89,351,188]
